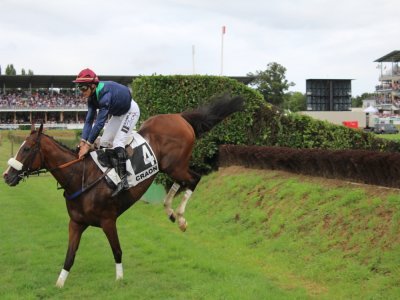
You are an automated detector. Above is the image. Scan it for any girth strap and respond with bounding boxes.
[65,168,112,201]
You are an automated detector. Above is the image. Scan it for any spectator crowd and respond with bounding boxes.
[0,90,88,124]
[0,90,87,109]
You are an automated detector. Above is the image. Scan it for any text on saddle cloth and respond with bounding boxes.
[91,132,159,187]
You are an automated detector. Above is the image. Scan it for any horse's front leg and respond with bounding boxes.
[56,220,88,288]
[101,219,123,280]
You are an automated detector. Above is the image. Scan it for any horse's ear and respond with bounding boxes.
[38,123,44,135]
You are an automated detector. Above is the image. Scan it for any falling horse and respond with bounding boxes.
[3,94,244,287]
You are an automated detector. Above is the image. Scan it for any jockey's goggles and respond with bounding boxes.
[78,84,90,92]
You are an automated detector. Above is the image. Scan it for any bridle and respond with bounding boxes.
[12,132,47,180]
[9,131,108,201]
[9,132,84,181]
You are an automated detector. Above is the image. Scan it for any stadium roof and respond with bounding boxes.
[0,75,254,89]
[0,75,136,89]
[374,50,400,63]
[306,78,353,80]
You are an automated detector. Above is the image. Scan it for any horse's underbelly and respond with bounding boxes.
[66,202,104,227]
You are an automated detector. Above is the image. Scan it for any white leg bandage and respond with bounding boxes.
[55,269,69,288]
[116,263,123,280]
[177,189,193,231]
[163,183,180,217]
[177,189,193,216]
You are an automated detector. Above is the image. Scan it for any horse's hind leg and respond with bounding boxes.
[163,182,180,222]
[56,220,88,288]
[173,169,201,232]
[101,219,123,280]
[176,189,194,231]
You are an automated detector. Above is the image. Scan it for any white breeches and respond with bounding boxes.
[100,100,140,149]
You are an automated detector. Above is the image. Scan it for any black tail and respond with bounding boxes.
[181,94,245,138]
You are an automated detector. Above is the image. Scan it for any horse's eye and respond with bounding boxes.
[23,147,30,152]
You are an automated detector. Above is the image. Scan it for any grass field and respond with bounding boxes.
[379,133,400,141]
[1,131,400,299]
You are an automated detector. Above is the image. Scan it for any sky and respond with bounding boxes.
[0,0,398,96]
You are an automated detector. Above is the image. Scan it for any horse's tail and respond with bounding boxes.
[181,94,245,138]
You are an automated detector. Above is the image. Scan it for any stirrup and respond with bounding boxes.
[112,178,129,197]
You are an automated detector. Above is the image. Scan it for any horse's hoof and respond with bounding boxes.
[169,213,176,223]
[179,220,188,232]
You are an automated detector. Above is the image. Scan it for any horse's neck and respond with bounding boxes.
[40,136,83,191]
[41,136,77,170]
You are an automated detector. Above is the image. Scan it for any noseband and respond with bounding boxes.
[8,133,46,180]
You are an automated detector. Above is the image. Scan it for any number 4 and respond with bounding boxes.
[142,145,155,166]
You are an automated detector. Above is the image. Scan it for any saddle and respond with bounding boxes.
[90,132,159,188]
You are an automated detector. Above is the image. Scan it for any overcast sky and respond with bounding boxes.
[0,0,398,96]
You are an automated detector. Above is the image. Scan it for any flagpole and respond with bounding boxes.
[192,45,196,74]
[220,25,225,76]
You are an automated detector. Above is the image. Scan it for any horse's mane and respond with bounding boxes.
[36,132,76,153]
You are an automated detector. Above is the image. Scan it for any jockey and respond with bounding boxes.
[73,68,140,196]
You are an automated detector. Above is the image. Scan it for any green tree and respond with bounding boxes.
[247,62,294,107]
[4,64,33,75]
[5,64,16,75]
[352,93,374,108]
[283,91,306,112]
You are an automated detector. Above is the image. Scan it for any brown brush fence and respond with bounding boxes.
[219,144,400,188]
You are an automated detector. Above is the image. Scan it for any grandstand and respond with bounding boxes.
[374,50,400,112]
[0,75,252,129]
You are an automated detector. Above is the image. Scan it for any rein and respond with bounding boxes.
[50,156,85,171]
[19,152,84,178]
[50,155,107,201]
[16,133,105,200]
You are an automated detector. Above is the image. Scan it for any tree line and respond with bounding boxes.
[2,64,34,76]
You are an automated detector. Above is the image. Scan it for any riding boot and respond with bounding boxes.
[112,147,130,197]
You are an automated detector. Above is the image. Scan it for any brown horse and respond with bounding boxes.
[3,94,244,287]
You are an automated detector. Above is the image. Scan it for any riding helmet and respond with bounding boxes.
[73,68,99,83]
